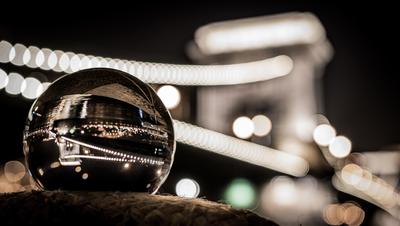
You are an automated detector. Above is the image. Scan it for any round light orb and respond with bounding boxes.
[224,178,256,208]
[157,85,181,109]
[0,40,14,63]
[232,116,254,139]
[21,77,43,99]
[5,72,24,95]
[23,68,176,193]
[252,114,272,136]
[4,160,26,182]
[329,136,352,158]
[175,178,200,198]
[313,124,336,146]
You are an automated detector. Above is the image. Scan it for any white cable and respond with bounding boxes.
[0,40,293,86]
[173,120,309,177]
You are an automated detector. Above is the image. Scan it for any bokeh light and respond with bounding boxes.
[313,124,336,146]
[232,116,254,139]
[223,178,256,208]
[323,202,364,226]
[252,114,272,136]
[157,85,181,109]
[21,77,43,99]
[10,43,28,66]
[329,135,352,158]
[175,178,200,198]
[0,40,13,63]
[4,161,26,183]
[341,164,363,186]
[5,72,24,95]
[0,68,8,89]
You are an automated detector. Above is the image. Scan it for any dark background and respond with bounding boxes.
[1,2,399,225]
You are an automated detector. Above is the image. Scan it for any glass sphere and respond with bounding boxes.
[23,68,175,193]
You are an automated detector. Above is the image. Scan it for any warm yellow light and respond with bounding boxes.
[341,164,363,186]
[82,173,89,180]
[4,160,26,182]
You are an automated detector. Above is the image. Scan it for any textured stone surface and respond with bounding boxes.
[0,191,278,226]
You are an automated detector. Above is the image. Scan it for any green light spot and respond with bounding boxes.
[223,178,256,208]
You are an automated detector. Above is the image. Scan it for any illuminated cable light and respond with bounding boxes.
[35,49,45,68]
[5,72,24,95]
[21,77,43,99]
[38,82,51,97]
[26,46,40,68]
[232,116,254,139]
[47,50,58,70]
[1,40,292,86]
[252,114,272,136]
[175,178,200,198]
[69,53,81,72]
[223,178,256,208]
[341,164,363,186]
[329,135,352,158]
[194,12,325,55]
[52,50,64,72]
[4,160,26,183]
[0,40,14,63]
[22,47,32,65]
[157,85,181,109]
[39,48,53,70]
[335,164,400,210]
[10,43,28,66]
[313,124,336,146]
[0,68,8,89]
[174,120,309,177]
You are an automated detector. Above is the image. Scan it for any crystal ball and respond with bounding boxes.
[23,68,175,193]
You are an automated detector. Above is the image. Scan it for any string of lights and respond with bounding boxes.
[0,40,293,86]
[0,68,308,176]
[173,120,309,177]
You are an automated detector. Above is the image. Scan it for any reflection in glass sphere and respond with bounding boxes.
[23,68,175,193]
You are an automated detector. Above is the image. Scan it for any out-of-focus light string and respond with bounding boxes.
[332,165,400,220]
[173,120,309,177]
[1,67,308,176]
[0,40,293,86]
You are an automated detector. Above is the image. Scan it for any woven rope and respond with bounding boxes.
[0,191,278,226]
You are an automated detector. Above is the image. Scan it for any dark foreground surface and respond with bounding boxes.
[0,191,278,226]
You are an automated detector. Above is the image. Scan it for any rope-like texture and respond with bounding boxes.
[1,40,293,86]
[173,120,309,177]
[0,191,279,226]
